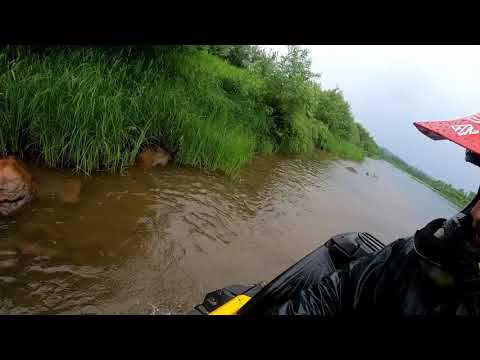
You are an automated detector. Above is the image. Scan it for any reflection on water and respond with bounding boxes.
[0,151,459,314]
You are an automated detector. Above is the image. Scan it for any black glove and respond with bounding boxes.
[414,213,480,279]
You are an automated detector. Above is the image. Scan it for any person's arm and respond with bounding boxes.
[279,209,480,315]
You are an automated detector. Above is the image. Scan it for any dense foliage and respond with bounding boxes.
[381,147,476,208]
[0,45,380,175]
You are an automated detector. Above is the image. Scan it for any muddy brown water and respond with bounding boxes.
[0,151,459,314]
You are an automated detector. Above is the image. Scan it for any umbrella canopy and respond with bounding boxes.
[414,113,480,155]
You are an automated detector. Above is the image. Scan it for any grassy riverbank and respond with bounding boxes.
[381,147,476,208]
[0,45,380,175]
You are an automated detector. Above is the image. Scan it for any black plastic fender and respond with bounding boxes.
[236,232,385,315]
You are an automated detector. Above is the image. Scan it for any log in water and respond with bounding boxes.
[0,151,458,314]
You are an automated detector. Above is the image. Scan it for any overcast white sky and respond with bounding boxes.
[264,45,480,192]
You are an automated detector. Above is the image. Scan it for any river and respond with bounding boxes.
[0,151,459,314]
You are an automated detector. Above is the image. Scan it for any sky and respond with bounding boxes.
[263,45,480,193]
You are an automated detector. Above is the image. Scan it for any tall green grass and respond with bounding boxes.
[0,46,375,175]
[0,48,271,175]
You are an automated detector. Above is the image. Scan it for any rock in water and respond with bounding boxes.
[345,166,358,174]
[0,157,35,216]
[62,178,82,204]
[137,147,172,170]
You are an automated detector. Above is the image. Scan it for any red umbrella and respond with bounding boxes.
[414,113,480,155]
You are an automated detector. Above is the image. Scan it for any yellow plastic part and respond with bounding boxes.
[208,294,251,315]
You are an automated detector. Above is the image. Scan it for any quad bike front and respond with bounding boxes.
[189,232,386,315]
[192,112,480,315]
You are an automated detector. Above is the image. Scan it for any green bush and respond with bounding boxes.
[0,45,380,175]
[0,47,273,175]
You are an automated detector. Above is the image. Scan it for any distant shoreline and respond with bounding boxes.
[382,159,464,211]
